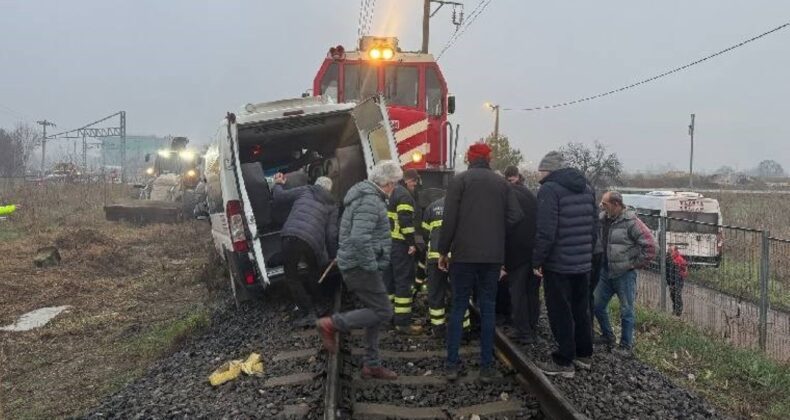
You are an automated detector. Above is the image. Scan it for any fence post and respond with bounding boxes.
[759,230,770,352]
[659,216,668,312]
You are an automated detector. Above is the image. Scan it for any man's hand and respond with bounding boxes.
[408,245,416,256]
[533,266,544,278]
[274,172,286,185]
[438,255,450,272]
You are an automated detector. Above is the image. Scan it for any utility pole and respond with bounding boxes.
[421,0,464,53]
[36,119,56,176]
[422,0,431,53]
[688,114,695,189]
[120,111,126,183]
[486,102,500,139]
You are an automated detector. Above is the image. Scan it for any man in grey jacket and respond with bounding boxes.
[594,191,657,356]
[316,160,402,380]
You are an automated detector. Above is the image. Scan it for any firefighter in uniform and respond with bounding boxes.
[384,169,423,335]
[422,196,471,338]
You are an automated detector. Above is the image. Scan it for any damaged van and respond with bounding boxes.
[204,95,398,299]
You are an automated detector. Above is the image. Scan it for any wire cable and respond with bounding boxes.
[503,21,790,111]
[437,0,494,59]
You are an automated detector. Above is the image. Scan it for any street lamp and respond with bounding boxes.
[484,102,500,140]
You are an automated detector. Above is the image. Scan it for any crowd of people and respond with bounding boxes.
[275,143,662,381]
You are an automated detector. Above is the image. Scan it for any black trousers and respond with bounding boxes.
[666,273,684,316]
[590,253,603,323]
[508,263,541,338]
[427,262,450,328]
[543,270,593,366]
[282,236,320,314]
[383,241,415,325]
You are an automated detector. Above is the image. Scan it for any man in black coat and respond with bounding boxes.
[503,166,540,344]
[273,173,339,328]
[532,151,597,378]
[438,144,523,382]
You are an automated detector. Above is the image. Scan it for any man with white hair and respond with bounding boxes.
[316,160,402,380]
[273,173,339,328]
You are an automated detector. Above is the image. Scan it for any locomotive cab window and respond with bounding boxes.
[425,67,443,116]
[385,66,419,107]
[320,62,339,102]
[344,64,378,102]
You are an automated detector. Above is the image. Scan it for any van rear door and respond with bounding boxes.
[222,116,273,286]
[352,96,399,169]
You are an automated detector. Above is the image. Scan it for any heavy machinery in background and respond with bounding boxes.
[104,136,203,223]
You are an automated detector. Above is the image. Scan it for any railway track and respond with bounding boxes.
[321,290,587,420]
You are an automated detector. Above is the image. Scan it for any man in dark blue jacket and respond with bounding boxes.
[532,151,597,378]
[274,174,339,328]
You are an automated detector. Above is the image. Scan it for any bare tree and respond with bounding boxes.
[559,141,623,188]
[11,122,40,174]
[753,159,785,178]
[0,128,24,177]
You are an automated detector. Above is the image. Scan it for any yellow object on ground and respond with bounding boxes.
[208,352,264,387]
[0,204,17,217]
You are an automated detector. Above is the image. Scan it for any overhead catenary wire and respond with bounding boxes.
[503,21,790,111]
[437,0,494,59]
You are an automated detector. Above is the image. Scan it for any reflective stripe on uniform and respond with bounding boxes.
[396,204,414,213]
[422,221,431,231]
[427,251,440,260]
[388,294,395,302]
[394,306,412,314]
[393,296,412,305]
[417,260,426,270]
[401,227,415,234]
[429,308,445,317]
[463,309,471,329]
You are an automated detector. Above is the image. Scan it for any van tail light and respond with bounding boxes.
[244,270,255,285]
[226,200,249,252]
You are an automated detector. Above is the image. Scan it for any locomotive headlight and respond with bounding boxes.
[186,169,197,177]
[382,48,394,60]
[146,167,155,175]
[157,149,170,158]
[369,48,382,60]
[411,151,423,163]
[179,150,195,161]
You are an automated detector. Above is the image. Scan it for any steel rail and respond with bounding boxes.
[323,287,342,420]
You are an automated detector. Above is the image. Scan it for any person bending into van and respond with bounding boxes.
[594,191,656,356]
[316,160,402,380]
[666,246,688,316]
[273,174,339,328]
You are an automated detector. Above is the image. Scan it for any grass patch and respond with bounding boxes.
[628,304,790,418]
[0,223,21,241]
[121,306,211,360]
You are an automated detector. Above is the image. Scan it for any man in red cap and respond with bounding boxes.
[438,142,523,382]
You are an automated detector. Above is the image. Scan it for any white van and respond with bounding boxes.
[204,95,399,297]
[621,191,723,266]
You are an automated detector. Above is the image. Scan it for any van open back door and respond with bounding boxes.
[352,96,399,168]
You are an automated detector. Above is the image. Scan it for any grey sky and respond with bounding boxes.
[1,0,788,172]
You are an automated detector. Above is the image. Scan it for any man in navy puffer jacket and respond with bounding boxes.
[532,151,597,378]
[273,174,339,328]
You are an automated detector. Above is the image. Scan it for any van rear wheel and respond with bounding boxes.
[224,250,253,303]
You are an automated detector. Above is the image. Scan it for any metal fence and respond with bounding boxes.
[635,213,790,362]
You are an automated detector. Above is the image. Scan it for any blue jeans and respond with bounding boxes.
[593,268,637,348]
[447,262,499,368]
